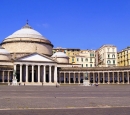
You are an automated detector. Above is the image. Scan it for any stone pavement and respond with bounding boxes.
[0,85,130,115]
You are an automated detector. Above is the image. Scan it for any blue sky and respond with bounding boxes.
[0,0,130,51]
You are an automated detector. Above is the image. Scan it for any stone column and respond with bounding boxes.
[26,65,28,82]
[122,72,124,84]
[113,72,114,84]
[88,72,90,83]
[78,72,80,84]
[93,72,95,83]
[14,64,16,71]
[69,72,70,84]
[20,64,22,83]
[103,72,105,84]
[108,72,109,84]
[118,72,119,84]
[54,66,57,83]
[98,72,100,84]
[74,72,75,84]
[2,71,4,83]
[13,64,16,79]
[64,72,65,84]
[127,71,129,84]
[43,65,46,83]
[32,65,34,82]
[8,71,10,83]
[38,65,40,83]
[49,65,52,83]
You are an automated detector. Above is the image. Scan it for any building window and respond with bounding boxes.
[90,54,94,57]
[113,60,115,64]
[85,58,88,61]
[112,54,115,58]
[86,64,88,67]
[107,60,111,64]
[77,58,79,61]
[81,58,83,62]
[108,54,110,58]
[82,64,83,67]
[90,64,92,67]
[90,58,92,62]
[72,58,74,62]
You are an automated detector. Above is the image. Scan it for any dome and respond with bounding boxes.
[52,52,68,58]
[0,46,10,54]
[1,22,53,56]
[5,23,48,40]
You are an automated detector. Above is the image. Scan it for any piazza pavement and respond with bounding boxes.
[0,85,130,115]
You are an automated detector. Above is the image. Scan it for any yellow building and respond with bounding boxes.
[75,50,95,67]
[118,47,130,66]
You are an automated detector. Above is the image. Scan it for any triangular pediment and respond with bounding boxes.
[17,53,55,62]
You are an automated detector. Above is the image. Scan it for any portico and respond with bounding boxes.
[13,53,58,85]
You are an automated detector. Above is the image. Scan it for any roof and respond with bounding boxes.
[52,52,69,58]
[0,46,10,54]
[5,23,48,40]
[59,66,130,71]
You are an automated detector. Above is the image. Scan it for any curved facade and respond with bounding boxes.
[52,52,69,63]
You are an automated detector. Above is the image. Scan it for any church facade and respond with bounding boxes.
[0,23,130,85]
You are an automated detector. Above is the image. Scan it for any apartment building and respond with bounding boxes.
[95,45,117,67]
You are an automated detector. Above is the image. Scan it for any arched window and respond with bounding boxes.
[107,60,111,64]
[112,54,115,58]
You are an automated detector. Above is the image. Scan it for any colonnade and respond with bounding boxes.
[59,71,130,84]
[14,64,57,84]
[0,70,13,83]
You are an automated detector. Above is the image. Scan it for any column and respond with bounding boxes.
[26,65,28,82]
[103,72,105,84]
[122,72,124,84]
[32,65,34,82]
[13,64,16,79]
[113,72,114,84]
[74,72,75,84]
[98,72,100,84]
[64,72,65,84]
[93,72,95,83]
[54,66,57,83]
[49,65,52,83]
[38,65,40,83]
[78,72,80,84]
[8,71,10,83]
[127,71,129,84]
[2,71,4,83]
[88,72,90,83]
[118,72,119,84]
[43,65,46,83]
[69,72,70,84]
[20,64,22,82]
[108,72,109,84]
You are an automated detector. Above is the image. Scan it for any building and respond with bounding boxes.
[75,50,95,67]
[53,47,80,64]
[0,22,129,85]
[118,47,130,66]
[95,45,117,67]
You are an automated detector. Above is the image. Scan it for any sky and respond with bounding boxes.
[0,0,130,51]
